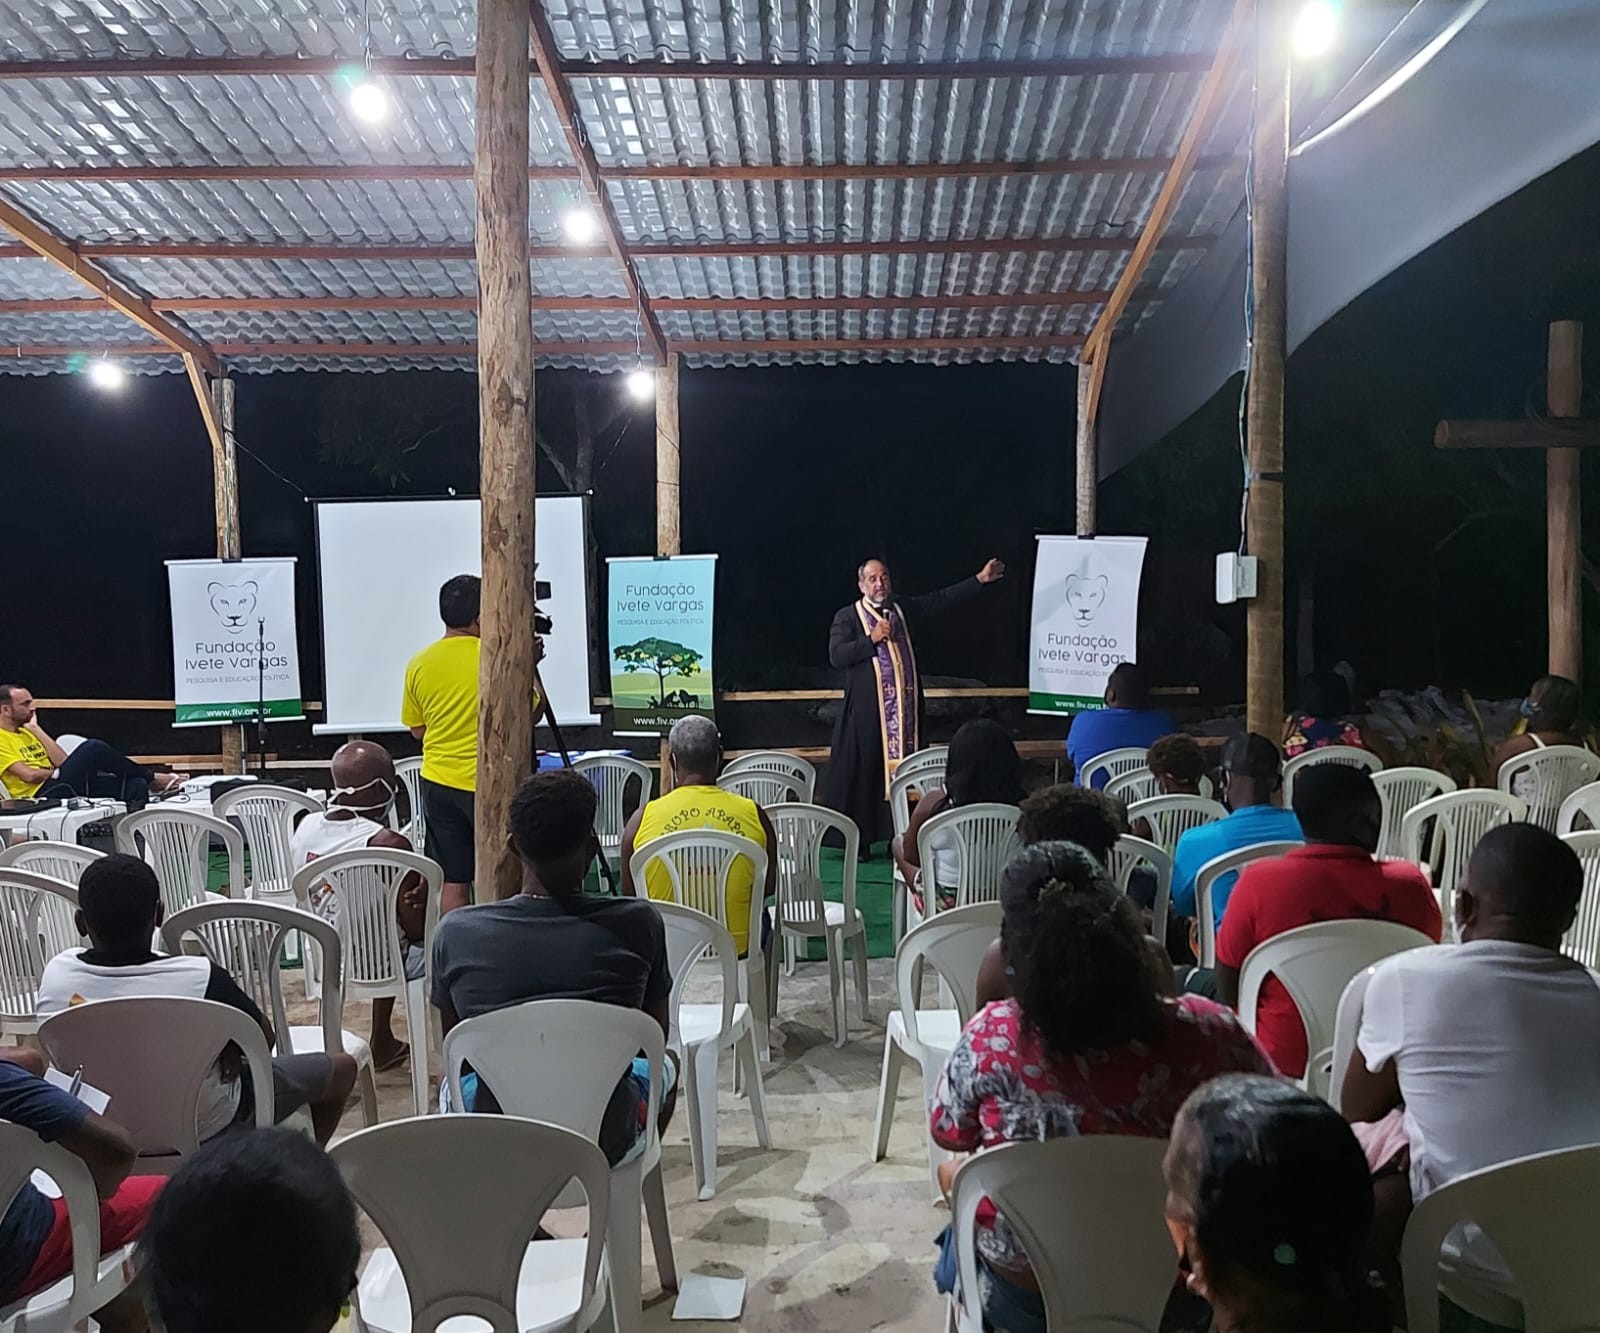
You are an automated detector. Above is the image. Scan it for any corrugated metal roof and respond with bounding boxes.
[0,0,1262,374]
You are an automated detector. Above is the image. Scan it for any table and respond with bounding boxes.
[0,799,125,844]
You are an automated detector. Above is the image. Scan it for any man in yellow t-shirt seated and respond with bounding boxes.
[0,685,179,806]
[620,714,776,956]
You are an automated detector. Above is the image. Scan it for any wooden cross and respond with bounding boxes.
[1436,319,1589,683]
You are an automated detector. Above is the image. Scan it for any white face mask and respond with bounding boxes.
[332,778,396,818]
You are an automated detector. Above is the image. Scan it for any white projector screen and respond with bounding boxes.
[313,497,598,733]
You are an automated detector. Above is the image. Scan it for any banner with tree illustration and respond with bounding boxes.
[606,555,717,735]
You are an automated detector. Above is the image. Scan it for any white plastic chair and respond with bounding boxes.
[1402,1144,1600,1333]
[114,806,244,914]
[1557,830,1600,968]
[1194,840,1303,969]
[718,769,809,808]
[0,840,103,884]
[333,1113,612,1333]
[0,869,81,1040]
[889,764,944,945]
[1107,835,1174,945]
[722,751,817,803]
[1497,744,1600,833]
[1126,794,1227,856]
[1237,919,1434,1098]
[655,901,770,1200]
[870,902,1002,1194]
[1105,765,1160,804]
[893,745,949,791]
[1400,789,1526,920]
[572,754,654,869]
[1281,745,1383,804]
[769,804,868,1046]
[1372,767,1458,859]
[392,755,426,847]
[442,1000,676,1333]
[1557,780,1600,834]
[162,899,379,1126]
[949,1137,1174,1333]
[291,847,443,1117]
[1328,965,1379,1113]
[0,1122,139,1333]
[629,829,771,1062]
[212,784,322,905]
[914,803,1022,923]
[1077,746,1148,791]
[39,996,273,1173]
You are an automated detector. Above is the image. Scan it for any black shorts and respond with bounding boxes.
[422,776,476,883]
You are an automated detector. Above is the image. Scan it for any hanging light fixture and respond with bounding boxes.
[87,357,126,391]
[346,0,389,123]
[626,366,656,402]
[1292,1,1340,58]
[562,207,600,244]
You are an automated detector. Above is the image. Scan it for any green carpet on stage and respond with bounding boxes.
[806,844,896,960]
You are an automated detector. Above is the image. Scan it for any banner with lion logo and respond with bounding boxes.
[1028,536,1148,715]
[166,558,304,726]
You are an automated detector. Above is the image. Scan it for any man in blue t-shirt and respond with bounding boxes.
[1066,662,1178,786]
[1171,731,1303,927]
[0,1051,162,1327]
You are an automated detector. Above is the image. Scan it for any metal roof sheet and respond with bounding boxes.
[0,0,1262,374]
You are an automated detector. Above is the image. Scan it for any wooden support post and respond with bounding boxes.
[656,353,682,790]
[1075,358,1097,536]
[212,377,245,774]
[1549,320,1584,682]
[474,0,536,902]
[1245,1,1291,740]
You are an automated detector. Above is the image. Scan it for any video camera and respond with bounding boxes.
[534,578,553,635]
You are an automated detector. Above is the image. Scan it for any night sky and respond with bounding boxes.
[11,143,1600,758]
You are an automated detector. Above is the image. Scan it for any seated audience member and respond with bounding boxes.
[1343,824,1600,1332]
[893,718,1025,912]
[0,1057,163,1331]
[142,1127,358,1333]
[289,739,427,1071]
[620,714,775,956]
[930,842,1272,1333]
[0,685,179,807]
[974,783,1128,1006]
[1129,733,1210,842]
[432,770,678,1164]
[36,855,357,1145]
[1164,1075,1389,1333]
[1216,765,1442,1077]
[1066,663,1177,787]
[1284,671,1369,758]
[1491,673,1589,796]
[1171,733,1302,926]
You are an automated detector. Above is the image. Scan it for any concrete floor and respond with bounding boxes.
[320,954,949,1332]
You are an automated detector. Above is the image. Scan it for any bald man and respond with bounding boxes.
[1342,824,1600,1326]
[289,740,426,1070]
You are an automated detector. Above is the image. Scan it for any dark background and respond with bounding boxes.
[9,142,1600,760]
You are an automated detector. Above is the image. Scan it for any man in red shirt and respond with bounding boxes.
[1216,763,1441,1077]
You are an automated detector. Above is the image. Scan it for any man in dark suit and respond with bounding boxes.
[824,556,1004,851]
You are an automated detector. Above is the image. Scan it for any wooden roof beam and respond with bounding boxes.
[527,0,665,363]
[0,290,1113,315]
[1077,0,1253,441]
[0,53,1214,82]
[0,192,219,374]
[1,333,1085,359]
[0,235,1211,263]
[0,154,1234,185]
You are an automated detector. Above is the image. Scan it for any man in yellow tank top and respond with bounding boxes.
[621,715,775,956]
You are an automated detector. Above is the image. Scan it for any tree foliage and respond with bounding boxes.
[613,637,702,700]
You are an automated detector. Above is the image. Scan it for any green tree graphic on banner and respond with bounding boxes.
[612,638,704,706]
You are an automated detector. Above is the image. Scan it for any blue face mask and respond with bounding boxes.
[1520,697,1539,719]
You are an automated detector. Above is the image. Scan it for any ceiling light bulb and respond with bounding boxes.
[1292,1,1340,58]
[348,77,389,124]
[87,357,125,391]
[562,209,600,244]
[626,366,656,402]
